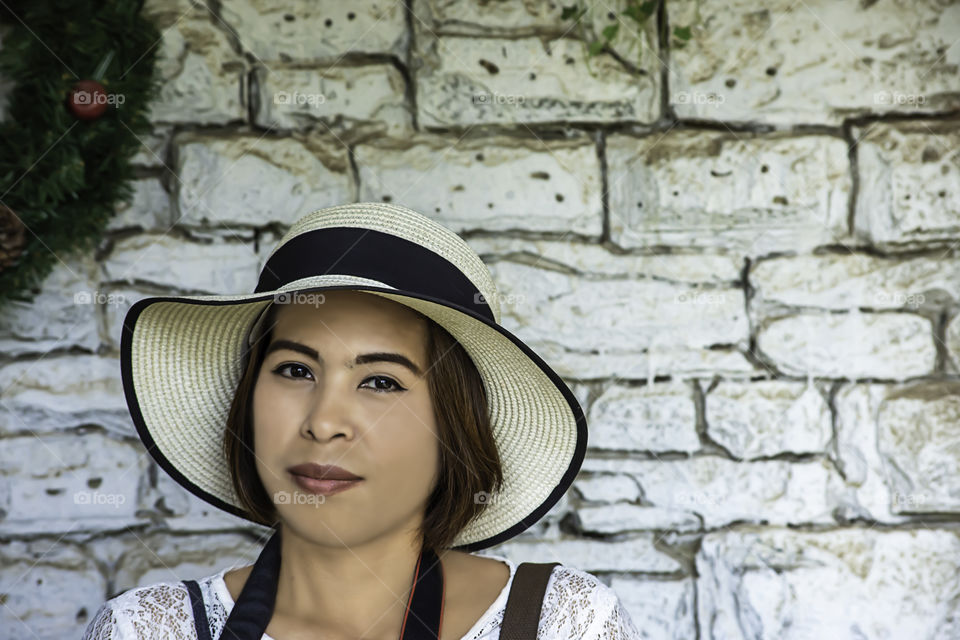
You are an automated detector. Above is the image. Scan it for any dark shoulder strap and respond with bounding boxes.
[183,579,213,640]
[500,562,560,640]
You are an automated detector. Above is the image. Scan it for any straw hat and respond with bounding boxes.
[119,201,587,551]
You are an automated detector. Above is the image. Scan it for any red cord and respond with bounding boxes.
[438,558,445,637]
[399,553,421,638]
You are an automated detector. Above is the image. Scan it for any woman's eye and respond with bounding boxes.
[272,365,405,393]
[361,376,406,393]
[273,363,313,380]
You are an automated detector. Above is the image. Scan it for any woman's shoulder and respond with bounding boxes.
[539,564,642,639]
[81,572,221,639]
[475,553,641,638]
[472,551,620,608]
[544,562,614,595]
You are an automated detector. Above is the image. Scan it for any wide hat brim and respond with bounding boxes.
[120,274,587,551]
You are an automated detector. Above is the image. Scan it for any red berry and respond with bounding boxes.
[67,79,109,120]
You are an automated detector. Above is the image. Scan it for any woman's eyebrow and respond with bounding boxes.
[265,338,424,377]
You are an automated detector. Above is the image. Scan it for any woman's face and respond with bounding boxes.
[251,290,439,548]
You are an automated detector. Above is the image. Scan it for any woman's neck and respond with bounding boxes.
[270,525,433,639]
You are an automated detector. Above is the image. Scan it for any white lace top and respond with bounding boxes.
[82,553,642,639]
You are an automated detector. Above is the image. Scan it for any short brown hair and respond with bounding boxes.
[223,297,504,553]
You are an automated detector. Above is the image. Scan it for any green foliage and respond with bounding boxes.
[0,0,163,309]
[673,25,693,41]
[561,0,701,68]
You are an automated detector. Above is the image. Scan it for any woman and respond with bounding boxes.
[83,201,641,639]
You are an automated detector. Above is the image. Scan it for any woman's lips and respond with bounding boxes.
[290,472,363,496]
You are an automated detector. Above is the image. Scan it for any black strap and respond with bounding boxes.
[400,546,445,638]
[183,579,213,640]
[218,529,282,640]
[217,527,444,640]
[499,562,559,640]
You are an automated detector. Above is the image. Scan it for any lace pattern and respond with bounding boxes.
[83,582,195,640]
[81,555,641,639]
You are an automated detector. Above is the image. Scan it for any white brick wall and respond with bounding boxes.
[1,1,959,638]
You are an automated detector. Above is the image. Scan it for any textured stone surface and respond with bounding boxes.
[107,178,172,232]
[704,380,832,459]
[253,65,411,135]
[873,381,960,514]
[466,236,743,283]
[833,384,916,523]
[173,134,353,227]
[610,576,696,640]
[582,456,837,529]
[0,254,101,357]
[948,313,960,374]
[128,126,173,168]
[219,0,407,62]
[415,0,663,75]
[0,431,148,534]
[355,135,603,234]
[756,312,936,379]
[489,260,752,379]
[607,131,851,254]
[588,381,700,453]
[491,536,682,573]
[572,473,642,503]
[751,252,960,311]
[668,0,960,125]
[94,530,271,593]
[416,0,567,32]
[142,0,247,125]
[413,31,659,127]
[579,503,702,534]
[854,119,960,249]
[0,355,130,438]
[101,233,261,294]
[0,539,101,638]
[697,528,960,639]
